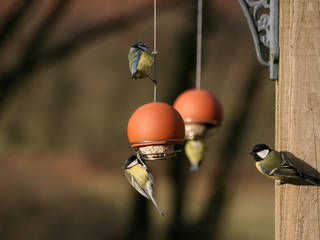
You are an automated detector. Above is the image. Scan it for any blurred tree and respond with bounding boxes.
[163,0,218,239]
[124,194,150,240]
[0,1,272,240]
[193,62,264,240]
[162,0,266,239]
[164,0,202,238]
[0,0,183,115]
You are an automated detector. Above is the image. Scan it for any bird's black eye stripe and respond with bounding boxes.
[131,42,148,50]
[137,46,147,51]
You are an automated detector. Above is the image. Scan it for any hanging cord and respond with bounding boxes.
[196,0,203,89]
[152,0,158,102]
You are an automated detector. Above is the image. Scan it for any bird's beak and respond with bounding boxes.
[250,151,255,156]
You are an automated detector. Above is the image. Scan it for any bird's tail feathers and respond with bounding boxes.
[301,173,320,185]
[149,194,165,216]
[190,163,199,172]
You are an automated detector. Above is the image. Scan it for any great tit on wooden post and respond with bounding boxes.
[128,42,155,83]
[250,144,320,185]
[185,139,205,172]
[124,154,164,216]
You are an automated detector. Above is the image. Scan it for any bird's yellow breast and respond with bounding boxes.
[255,161,279,180]
[126,164,149,188]
[185,140,205,164]
[137,51,153,73]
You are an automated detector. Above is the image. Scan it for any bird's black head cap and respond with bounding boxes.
[251,144,270,153]
[124,155,138,169]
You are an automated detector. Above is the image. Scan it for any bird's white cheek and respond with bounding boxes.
[257,149,269,159]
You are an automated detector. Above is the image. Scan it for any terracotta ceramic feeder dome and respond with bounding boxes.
[127,102,185,160]
[173,89,223,140]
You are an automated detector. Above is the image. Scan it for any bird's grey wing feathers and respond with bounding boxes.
[147,170,154,182]
[280,151,313,177]
[127,172,150,199]
[280,151,309,174]
[277,153,301,176]
[280,151,320,185]
[280,151,312,174]
[279,154,297,170]
[130,50,141,76]
[272,170,299,178]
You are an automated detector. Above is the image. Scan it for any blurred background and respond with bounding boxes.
[0,0,275,239]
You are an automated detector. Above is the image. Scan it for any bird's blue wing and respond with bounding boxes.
[130,50,141,76]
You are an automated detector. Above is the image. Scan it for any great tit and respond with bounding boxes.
[250,143,320,185]
[124,154,164,216]
[185,139,205,172]
[128,42,155,82]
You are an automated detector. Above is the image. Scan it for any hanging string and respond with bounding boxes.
[152,0,158,102]
[196,0,203,89]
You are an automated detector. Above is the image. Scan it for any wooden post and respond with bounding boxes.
[276,0,320,239]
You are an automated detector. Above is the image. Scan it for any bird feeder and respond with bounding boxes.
[173,89,223,140]
[127,102,185,160]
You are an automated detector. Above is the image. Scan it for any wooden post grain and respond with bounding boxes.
[275,0,320,239]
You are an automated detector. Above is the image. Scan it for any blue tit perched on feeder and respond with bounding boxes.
[250,144,320,185]
[128,42,155,82]
[124,154,164,216]
[185,139,205,172]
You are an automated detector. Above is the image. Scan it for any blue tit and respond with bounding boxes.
[124,155,164,216]
[185,139,205,172]
[250,144,320,185]
[128,42,155,82]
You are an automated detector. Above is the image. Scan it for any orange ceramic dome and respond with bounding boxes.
[127,102,185,148]
[173,89,223,126]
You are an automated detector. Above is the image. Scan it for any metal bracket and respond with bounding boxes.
[238,0,279,80]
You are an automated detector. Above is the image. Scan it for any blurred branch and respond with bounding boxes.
[124,194,150,240]
[166,154,190,240]
[195,63,265,240]
[24,0,73,56]
[0,0,72,112]
[38,0,183,65]
[0,0,36,49]
[0,0,182,114]
[165,1,212,239]
[165,26,193,240]
[164,1,223,239]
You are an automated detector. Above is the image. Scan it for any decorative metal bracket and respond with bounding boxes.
[238,0,279,80]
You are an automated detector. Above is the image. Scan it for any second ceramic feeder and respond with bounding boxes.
[173,89,223,140]
[127,102,185,160]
